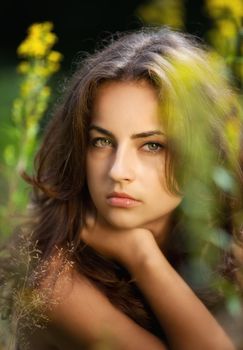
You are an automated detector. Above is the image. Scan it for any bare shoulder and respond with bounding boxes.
[27,259,167,350]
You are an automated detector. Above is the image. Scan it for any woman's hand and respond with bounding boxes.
[80,212,235,349]
[80,212,160,272]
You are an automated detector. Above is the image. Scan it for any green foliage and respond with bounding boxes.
[0,22,63,349]
[137,0,243,88]
[136,0,243,328]
[0,22,62,238]
[205,0,243,88]
[136,0,185,29]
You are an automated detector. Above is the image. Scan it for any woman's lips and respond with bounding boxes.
[106,197,141,208]
[106,192,141,208]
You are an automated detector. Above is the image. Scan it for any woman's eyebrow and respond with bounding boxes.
[89,125,165,138]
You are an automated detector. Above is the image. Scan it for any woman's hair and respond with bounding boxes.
[14,27,243,334]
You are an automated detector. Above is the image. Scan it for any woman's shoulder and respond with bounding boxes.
[22,255,167,350]
[22,268,101,349]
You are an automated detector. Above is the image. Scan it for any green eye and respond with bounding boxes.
[92,137,113,147]
[143,142,163,152]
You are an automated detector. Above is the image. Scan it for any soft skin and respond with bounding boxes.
[86,80,182,245]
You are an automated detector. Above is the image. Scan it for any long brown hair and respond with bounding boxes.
[21,27,243,334]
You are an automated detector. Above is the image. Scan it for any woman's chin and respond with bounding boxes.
[107,219,139,230]
[101,214,143,230]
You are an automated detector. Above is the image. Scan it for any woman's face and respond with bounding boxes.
[86,80,182,239]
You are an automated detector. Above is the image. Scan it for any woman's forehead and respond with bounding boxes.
[90,80,165,132]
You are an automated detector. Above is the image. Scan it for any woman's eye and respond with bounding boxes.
[91,137,113,148]
[142,142,164,152]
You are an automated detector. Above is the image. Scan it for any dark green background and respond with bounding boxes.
[1,0,210,66]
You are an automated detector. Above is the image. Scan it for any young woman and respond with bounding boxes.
[12,27,243,349]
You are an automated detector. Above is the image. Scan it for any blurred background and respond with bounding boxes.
[0,0,211,122]
[0,0,210,64]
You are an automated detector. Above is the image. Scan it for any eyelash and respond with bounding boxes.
[90,137,165,153]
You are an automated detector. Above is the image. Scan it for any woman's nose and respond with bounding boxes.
[108,147,136,183]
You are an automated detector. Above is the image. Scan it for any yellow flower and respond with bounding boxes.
[217,19,237,38]
[17,21,58,58]
[47,51,63,63]
[44,32,57,47]
[206,0,243,25]
[15,21,62,125]
[42,22,53,32]
[207,28,236,56]
[17,61,30,74]
[28,22,53,38]
[33,65,49,77]
[47,62,61,74]
[17,41,28,56]
[31,40,46,56]
[21,80,36,98]
[18,37,46,57]
[28,23,43,36]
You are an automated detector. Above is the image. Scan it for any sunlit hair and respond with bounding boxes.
[22,27,242,332]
